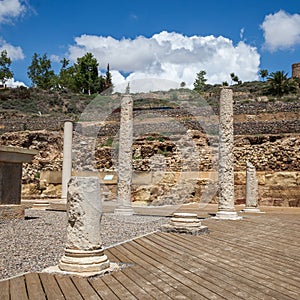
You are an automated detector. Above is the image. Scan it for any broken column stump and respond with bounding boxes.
[242,161,263,213]
[59,176,111,275]
[161,213,208,235]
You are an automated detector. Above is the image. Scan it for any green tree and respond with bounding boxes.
[27,53,55,89]
[259,69,268,81]
[98,75,106,93]
[193,70,207,93]
[180,81,186,88]
[0,50,13,87]
[105,63,112,89]
[58,58,76,91]
[266,71,298,97]
[230,72,241,85]
[74,52,99,95]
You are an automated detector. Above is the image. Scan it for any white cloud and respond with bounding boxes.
[68,31,260,91]
[5,78,26,88]
[50,54,60,63]
[0,38,24,60]
[261,10,300,51]
[0,0,27,23]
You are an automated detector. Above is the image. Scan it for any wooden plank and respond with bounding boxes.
[140,234,258,300]
[101,273,137,299]
[111,271,153,299]
[107,247,174,299]
[55,275,83,300]
[131,237,240,300]
[180,232,300,295]
[0,279,10,300]
[10,275,28,300]
[122,268,173,300]
[200,231,300,281]
[147,234,275,300]
[158,232,298,300]
[88,277,119,300]
[71,277,101,300]
[39,273,64,300]
[122,241,219,299]
[111,244,197,299]
[25,273,46,300]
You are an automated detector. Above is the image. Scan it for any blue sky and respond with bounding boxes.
[1,0,300,89]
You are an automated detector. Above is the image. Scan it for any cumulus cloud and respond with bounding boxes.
[261,10,300,51]
[0,0,27,23]
[68,31,260,91]
[5,78,26,88]
[0,38,24,60]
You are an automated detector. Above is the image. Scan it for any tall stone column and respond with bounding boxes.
[59,177,110,274]
[61,121,73,200]
[215,88,241,220]
[242,161,262,213]
[115,95,134,215]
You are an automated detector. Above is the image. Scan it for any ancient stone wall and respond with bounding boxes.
[0,115,63,133]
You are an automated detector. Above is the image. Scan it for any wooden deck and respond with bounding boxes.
[1,211,300,299]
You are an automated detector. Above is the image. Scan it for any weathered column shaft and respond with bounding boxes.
[59,176,110,274]
[61,121,73,199]
[115,95,134,215]
[246,161,258,208]
[219,88,235,211]
[215,88,241,220]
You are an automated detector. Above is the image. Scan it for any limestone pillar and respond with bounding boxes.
[215,88,241,220]
[242,161,262,213]
[59,177,110,274]
[61,121,73,200]
[115,95,134,215]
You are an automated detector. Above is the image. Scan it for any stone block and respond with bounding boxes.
[132,186,151,202]
[132,172,152,185]
[265,172,298,186]
[0,205,24,220]
[234,172,246,185]
[42,184,62,198]
[40,170,62,184]
[288,199,300,207]
[0,162,22,205]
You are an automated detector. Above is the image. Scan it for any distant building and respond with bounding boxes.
[292,62,300,79]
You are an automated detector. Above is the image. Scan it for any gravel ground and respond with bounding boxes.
[0,209,168,280]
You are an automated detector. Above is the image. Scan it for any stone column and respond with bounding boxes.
[61,121,73,200]
[59,177,110,275]
[242,161,261,213]
[115,95,134,215]
[215,88,241,220]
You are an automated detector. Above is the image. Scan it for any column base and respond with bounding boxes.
[114,207,134,216]
[58,248,111,274]
[241,207,265,213]
[161,212,209,236]
[213,211,243,220]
